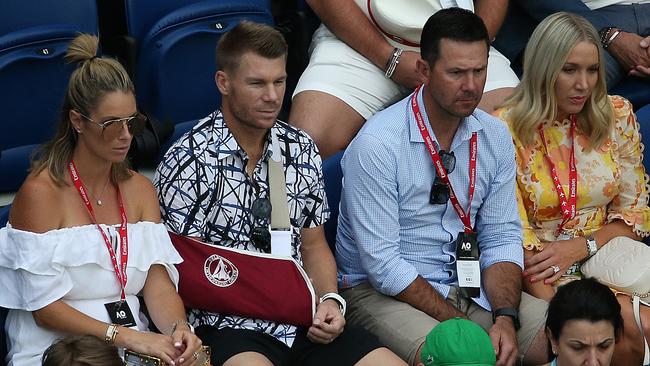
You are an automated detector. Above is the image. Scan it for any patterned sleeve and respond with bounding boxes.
[606,96,650,237]
[300,136,330,229]
[154,143,211,238]
[493,107,544,251]
[516,183,543,251]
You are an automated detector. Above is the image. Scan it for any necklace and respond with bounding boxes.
[92,178,111,206]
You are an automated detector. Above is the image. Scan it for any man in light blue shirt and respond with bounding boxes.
[336,8,549,366]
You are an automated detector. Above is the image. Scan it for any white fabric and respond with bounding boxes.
[581,0,650,10]
[293,25,518,120]
[353,0,474,51]
[581,236,650,296]
[0,222,182,366]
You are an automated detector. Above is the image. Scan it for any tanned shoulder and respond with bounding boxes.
[9,170,65,233]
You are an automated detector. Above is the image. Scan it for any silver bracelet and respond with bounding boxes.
[384,48,403,79]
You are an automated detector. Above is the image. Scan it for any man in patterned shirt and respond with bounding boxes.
[154,21,405,366]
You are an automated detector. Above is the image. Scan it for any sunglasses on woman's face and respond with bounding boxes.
[250,197,272,252]
[429,150,456,205]
[77,111,147,139]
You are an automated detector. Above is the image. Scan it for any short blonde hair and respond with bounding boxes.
[500,12,613,148]
[31,34,134,184]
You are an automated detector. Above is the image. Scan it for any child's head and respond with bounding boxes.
[42,335,123,366]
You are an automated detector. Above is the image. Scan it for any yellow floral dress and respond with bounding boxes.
[494,96,650,255]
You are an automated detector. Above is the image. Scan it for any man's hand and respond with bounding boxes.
[608,31,650,75]
[629,35,650,77]
[391,50,426,89]
[489,317,519,366]
[307,299,345,344]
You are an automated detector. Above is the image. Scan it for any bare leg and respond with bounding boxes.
[290,91,366,159]
[611,294,647,366]
[478,87,514,114]
[223,352,274,366]
[354,347,408,366]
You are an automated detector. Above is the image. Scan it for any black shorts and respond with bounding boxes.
[195,325,383,366]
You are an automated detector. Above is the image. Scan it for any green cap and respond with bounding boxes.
[421,318,496,366]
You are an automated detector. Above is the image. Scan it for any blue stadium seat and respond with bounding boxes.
[158,119,200,163]
[122,0,273,136]
[0,205,9,365]
[0,0,98,193]
[635,105,650,246]
[323,151,344,253]
[638,104,650,171]
[611,79,650,111]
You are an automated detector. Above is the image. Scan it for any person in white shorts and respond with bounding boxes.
[289,0,519,158]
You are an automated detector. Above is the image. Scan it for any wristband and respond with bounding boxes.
[105,323,119,343]
[320,292,347,316]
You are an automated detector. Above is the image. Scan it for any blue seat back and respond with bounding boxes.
[130,0,273,124]
[635,105,650,246]
[0,0,98,192]
[638,104,650,170]
[0,205,9,365]
[323,151,344,253]
[611,79,650,110]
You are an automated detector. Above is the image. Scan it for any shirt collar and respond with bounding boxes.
[407,86,484,147]
[210,110,275,162]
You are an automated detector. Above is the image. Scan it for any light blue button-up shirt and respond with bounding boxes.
[336,87,523,310]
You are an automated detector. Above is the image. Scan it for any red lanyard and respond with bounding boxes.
[68,161,128,301]
[411,85,477,233]
[538,115,578,234]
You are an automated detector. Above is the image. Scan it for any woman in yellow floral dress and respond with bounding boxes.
[495,12,650,365]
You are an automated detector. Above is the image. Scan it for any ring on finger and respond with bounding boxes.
[192,351,199,359]
[550,265,560,274]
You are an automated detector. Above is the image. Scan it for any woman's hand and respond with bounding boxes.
[522,238,586,285]
[171,327,204,366]
[118,328,181,365]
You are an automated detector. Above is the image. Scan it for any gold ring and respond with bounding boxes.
[192,351,199,359]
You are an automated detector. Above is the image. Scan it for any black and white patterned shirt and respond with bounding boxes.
[154,111,329,346]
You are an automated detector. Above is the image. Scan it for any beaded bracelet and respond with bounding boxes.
[599,27,621,49]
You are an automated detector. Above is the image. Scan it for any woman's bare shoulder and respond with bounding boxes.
[9,170,67,232]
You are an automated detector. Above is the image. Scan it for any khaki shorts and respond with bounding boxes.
[341,282,548,365]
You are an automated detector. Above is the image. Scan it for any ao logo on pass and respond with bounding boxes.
[461,242,471,251]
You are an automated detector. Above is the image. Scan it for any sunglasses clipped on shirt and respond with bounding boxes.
[250,197,272,252]
[429,150,456,205]
[77,111,147,139]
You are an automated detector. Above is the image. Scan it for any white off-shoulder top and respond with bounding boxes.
[0,221,182,366]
